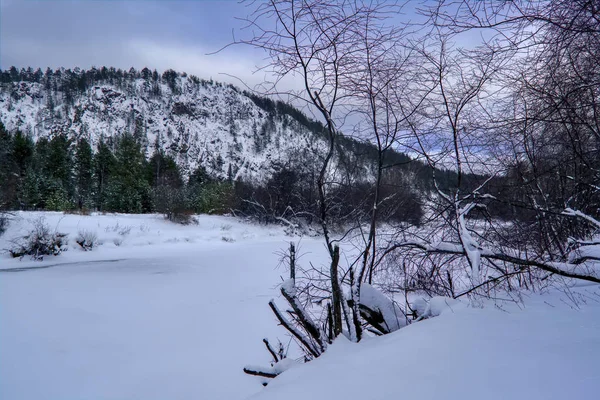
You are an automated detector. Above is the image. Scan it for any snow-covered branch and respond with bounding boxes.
[563,208,600,230]
[393,240,600,285]
[268,300,322,358]
[280,279,327,353]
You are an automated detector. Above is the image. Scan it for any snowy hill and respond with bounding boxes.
[0,67,385,183]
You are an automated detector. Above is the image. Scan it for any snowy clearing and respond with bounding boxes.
[0,212,328,400]
[1,212,599,400]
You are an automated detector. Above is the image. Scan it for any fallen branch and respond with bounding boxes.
[243,366,278,379]
[263,338,280,363]
[268,300,321,358]
[280,283,326,353]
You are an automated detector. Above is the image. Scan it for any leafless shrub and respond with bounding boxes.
[237,0,600,379]
[75,230,98,251]
[220,223,232,231]
[9,217,68,260]
[104,222,132,236]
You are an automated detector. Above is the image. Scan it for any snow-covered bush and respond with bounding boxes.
[244,338,294,385]
[410,296,458,320]
[358,284,407,334]
[9,217,68,260]
[75,230,98,251]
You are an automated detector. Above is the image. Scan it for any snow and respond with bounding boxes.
[0,77,344,183]
[425,296,459,317]
[409,294,458,319]
[280,278,296,296]
[1,212,599,400]
[250,289,600,400]
[271,358,299,375]
[359,283,406,331]
[244,358,300,379]
[0,211,329,400]
[0,211,290,268]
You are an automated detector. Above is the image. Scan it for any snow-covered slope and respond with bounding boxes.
[0,69,335,182]
[250,288,600,400]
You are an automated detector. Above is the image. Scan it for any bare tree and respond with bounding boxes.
[238,0,600,383]
[382,0,600,299]
[234,2,431,370]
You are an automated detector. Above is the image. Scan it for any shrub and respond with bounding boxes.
[75,230,98,251]
[9,218,68,260]
[105,222,132,236]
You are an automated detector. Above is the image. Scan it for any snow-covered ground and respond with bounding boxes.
[1,212,599,400]
[251,287,600,400]
[0,212,329,400]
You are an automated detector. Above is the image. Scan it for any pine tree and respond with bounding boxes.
[74,138,94,210]
[44,133,73,210]
[0,123,17,208]
[12,131,36,209]
[21,167,42,210]
[32,137,50,209]
[162,69,179,94]
[12,131,34,176]
[227,163,234,183]
[94,136,116,211]
[104,133,150,213]
[149,149,185,219]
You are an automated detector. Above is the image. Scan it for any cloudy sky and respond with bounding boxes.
[1,0,272,86]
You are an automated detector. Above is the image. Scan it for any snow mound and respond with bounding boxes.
[411,295,459,318]
[359,283,406,332]
[248,289,600,400]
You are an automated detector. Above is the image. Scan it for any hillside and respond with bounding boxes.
[0,67,427,221]
[0,67,402,183]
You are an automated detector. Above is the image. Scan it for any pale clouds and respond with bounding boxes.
[126,39,270,88]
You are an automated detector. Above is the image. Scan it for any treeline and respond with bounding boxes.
[0,116,523,226]
[0,121,425,224]
[0,66,229,111]
[0,121,232,217]
[0,66,530,226]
